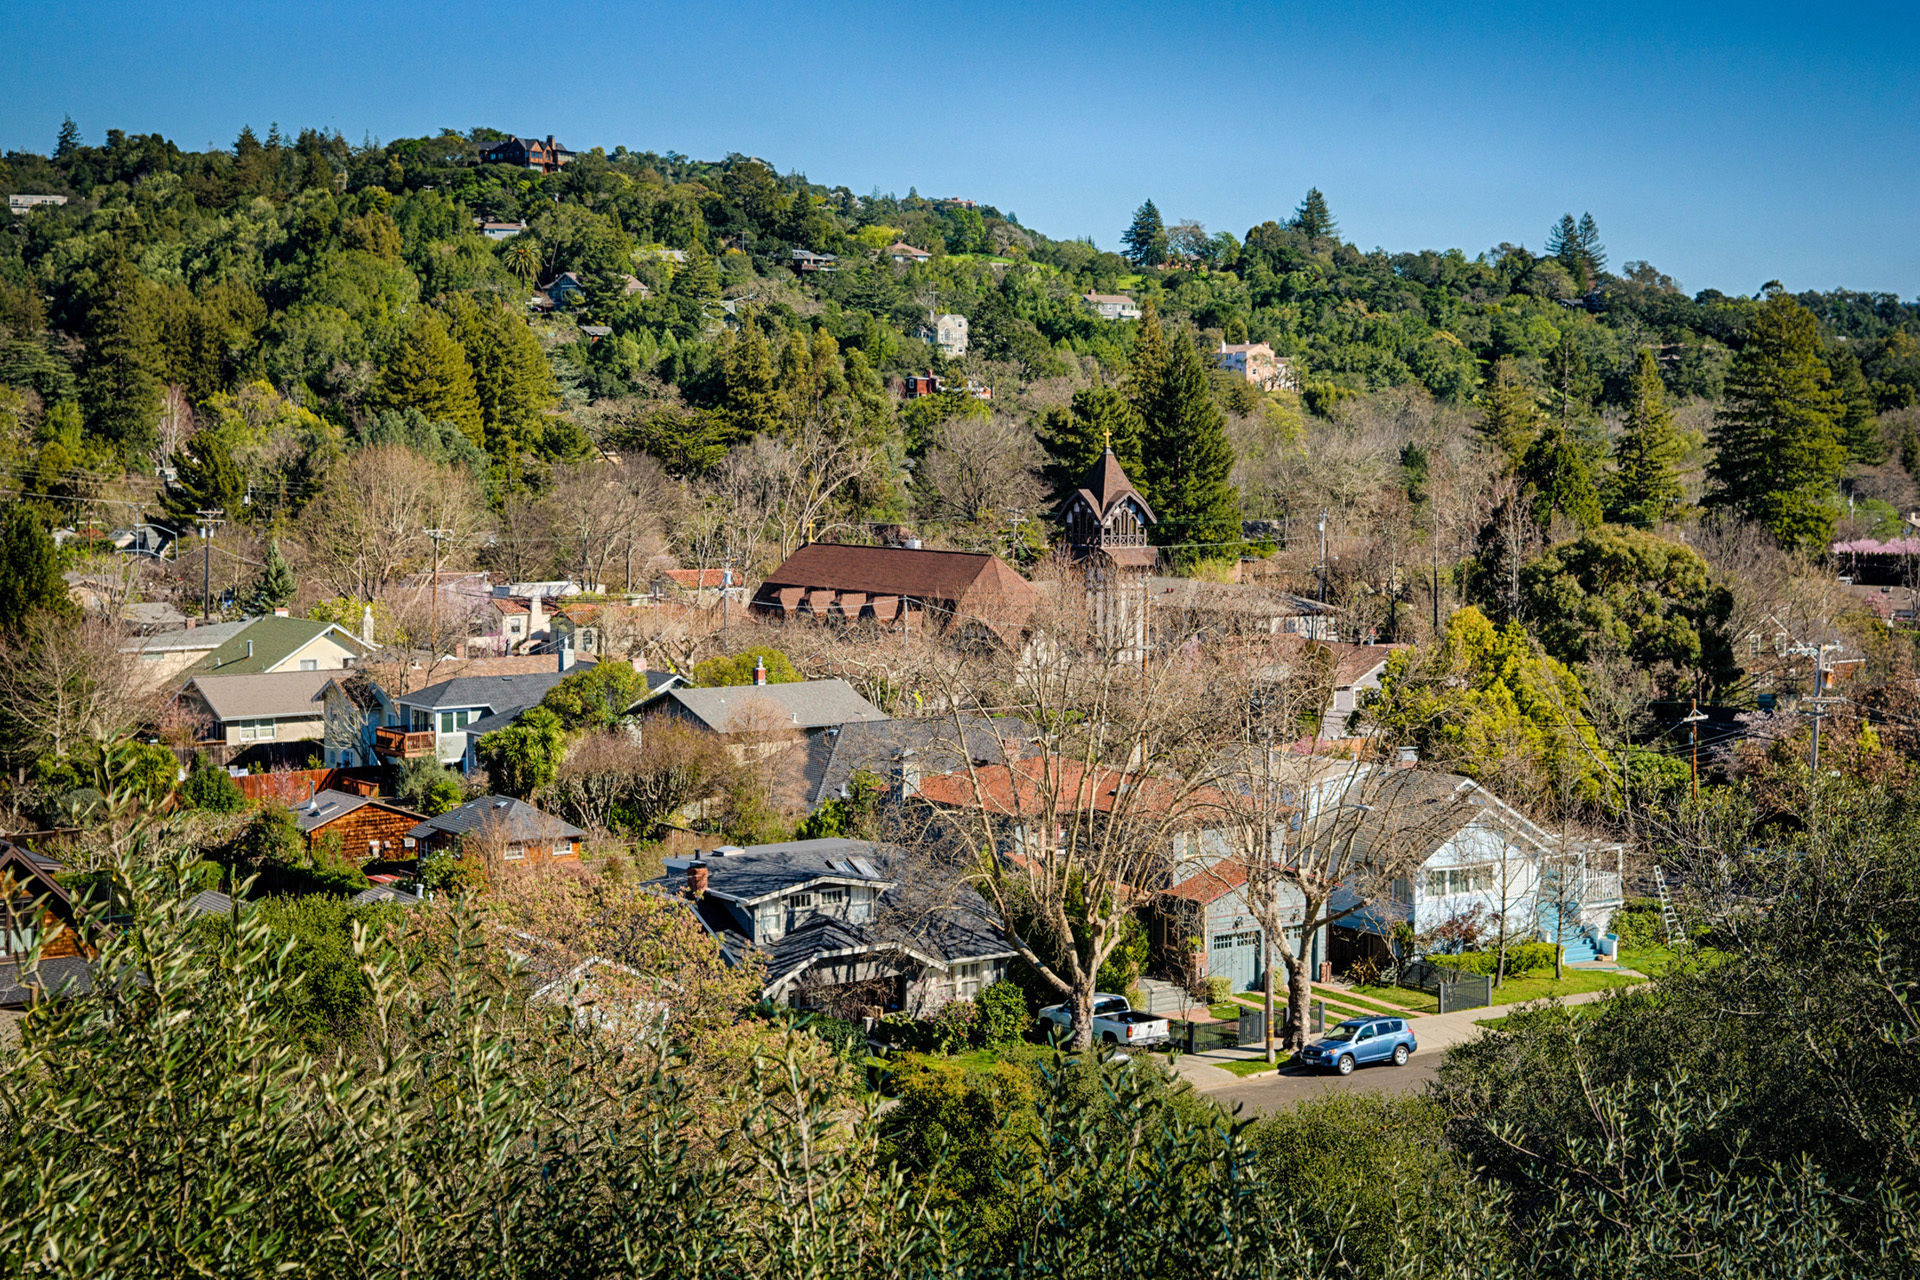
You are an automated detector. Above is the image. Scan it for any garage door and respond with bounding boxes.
[1209,930,1262,992]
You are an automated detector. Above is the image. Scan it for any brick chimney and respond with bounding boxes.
[685,859,709,899]
[752,655,767,686]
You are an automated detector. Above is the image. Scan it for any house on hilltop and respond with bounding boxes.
[478,135,574,173]
[1217,341,1299,392]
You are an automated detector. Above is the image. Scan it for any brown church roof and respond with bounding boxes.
[1071,448,1156,523]
[753,544,1035,639]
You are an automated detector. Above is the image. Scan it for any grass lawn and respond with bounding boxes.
[1486,968,1642,1006]
[1214,1054,1290,1077]
[1208,1002,1245,1021]
[1348,984,1441,1015]
[1616,945,1685,978]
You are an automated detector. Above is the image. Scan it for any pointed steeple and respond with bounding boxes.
[1071,445,1156,526]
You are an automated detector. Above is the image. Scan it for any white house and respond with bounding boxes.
[1082,293,1141,321]
[921,313,969,357]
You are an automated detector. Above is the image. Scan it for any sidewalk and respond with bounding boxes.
[1168,985,1638,1091]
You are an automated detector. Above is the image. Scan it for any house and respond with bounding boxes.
[885,242,932,264]
[406,795,586,865]
[902,373,946,398]
[479,220,528,240]
[803,714,1038,809]
[654,838,1016,1012]
[546,272,586,306]
[176,670,337,755]
[317,654,599,768]
[653,680,889,758]
[189,615,373,678]
[580,325,612,341]
[290,789,423,862]
[619,273,650,298]
[1148,577,1342,642]
[8,194,68,216]
[374,659,586,770]
[1216,341,1300,392]
[919,313,969,357]
[1153,859,1310,996]
[1082,293,1142,321]
[1320,769,1625,970]
[751,542,1037,650]
[790,249,838,273]
[651,567,742,607]
[478,135,574,173]
[0,841,96,1010]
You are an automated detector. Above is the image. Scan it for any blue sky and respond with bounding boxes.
[5,0,1918,296]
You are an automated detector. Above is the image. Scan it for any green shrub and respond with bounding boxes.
[1205,974,1233,1003]
[182,764,245,813]
[1611,903,1663,949]
[975,980,1029,1046]
[1436,942,1560,977]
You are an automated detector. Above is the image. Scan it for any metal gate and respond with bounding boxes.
[1209,930,1262,992]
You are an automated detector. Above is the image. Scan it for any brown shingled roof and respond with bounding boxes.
[1072,449,1156,523]
[753,544,1035,637]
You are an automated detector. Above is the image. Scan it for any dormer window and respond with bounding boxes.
[787,891,815,910]
[819,887,847,906]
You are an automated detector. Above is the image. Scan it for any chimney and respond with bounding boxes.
[1397,744,1419,768]
[360,604,375,646]
[752,655,767,686]
[245,639,254,659]
[893,748,920,802]
[685,858,709,899]
[273,608,289,617]
[558,637,574,672]
[528,594,545,646]
[454,640,468,660]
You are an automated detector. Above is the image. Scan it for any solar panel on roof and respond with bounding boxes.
[850,857,881,877]
[828,859,855,874]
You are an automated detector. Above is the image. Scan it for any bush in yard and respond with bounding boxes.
[182,761,245,812]
[1205,974,1233,1004]
[975,980,1029,1046]
[1611,900,1664,949]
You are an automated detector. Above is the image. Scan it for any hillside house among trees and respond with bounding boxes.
[1216,340,1299,391]
[1082,292,1141,321]
[477,135,573,172]
[406,795,585,866]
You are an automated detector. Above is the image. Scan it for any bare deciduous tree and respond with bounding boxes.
[0,616,161,766]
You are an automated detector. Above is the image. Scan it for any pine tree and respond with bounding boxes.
[1039,386,1147,507]
[718,308,787,439]
[79,254,162,459]
[1291,188,1337,241]
[1828,344,1886,464]
[1575,213,1607,277]
[249,540,295,613]
[1475,356,1543,470]
[0,507,75,641]
[1708,292,1845,552]
[1607,348,1687,527]
[671,242,721,303]
[163,431,246,526]
[1519,422,1602,531]
[1903,424,1920,478]
[1121,200,1167,268]
[376,308,483,447]
[1125,300,1171,412]
[1138,327,1241,561]
[54,116,81,161]
[446,297,556,461]
[1546,213,1605,290]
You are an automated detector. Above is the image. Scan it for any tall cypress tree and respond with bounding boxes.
[163,431,246,525]
[1121,200,1167,268]
[1519,422,1602,532]
[1708,292,1845,551]
[79,254,162,459]
[1828,344,1886,464]
[447,296,556,462]
[718,307,787,439]
[1138,326,1241,561]
[377,309,483,447]
[1475,356,1543,470]
[1039,386,1147,507]
[1607,348,1687,527]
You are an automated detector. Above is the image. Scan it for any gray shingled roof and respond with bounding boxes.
[0,956,95,1007]
[406,795,585,844]
[352,884,423,906]
[399,669,574,712]
[667,838,892,905]
[183,889,234,917]
[805,714,1036,806]
[290,789,421,834]
[661,680,888,733]
[185,670,336,720]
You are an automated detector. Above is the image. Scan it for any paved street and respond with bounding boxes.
[1204,1055,1441,1114]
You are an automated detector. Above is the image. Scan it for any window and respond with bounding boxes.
[298,658,318,671]
[439,709,473,733]
[1424,865,1496,895]
[503,844,526,861]
[819,887,847,906]
[235,719,276,742]
[1211,930,1259,952]
[787,892,815,910]
[954,961,985,1000]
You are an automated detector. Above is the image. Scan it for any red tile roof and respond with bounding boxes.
[1162,860,1251,904]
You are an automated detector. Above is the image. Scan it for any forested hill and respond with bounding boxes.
[2,119,1919,563]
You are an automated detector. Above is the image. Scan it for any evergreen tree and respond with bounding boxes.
[1038,386,1147,507]
[1124,300,1171,413]
[79,255,162,459]
[1475,356,1543,470]
[0,507,75,640]
[1518,421,1602,532]
[670,242,721,303]
[1708,293,1845,552]
[163,431,246,526]
[1291,188,1337,241]
[1828,344,1886,464]
[1121,200,1167,268]
[375,308,483,448]
[1137,327,1241,561]
[1903,423,1920,478]
[1576,213,1607,276]
[1607,348,1687,527]
[249,541,295,613]
[718,308,787,438]
[446,297,556,462]
[1547,213,1606,290]
[54,116,81,161]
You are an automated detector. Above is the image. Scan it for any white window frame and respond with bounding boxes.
[236,718,276,742]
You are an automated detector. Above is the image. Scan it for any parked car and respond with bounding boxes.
[1299,1017,1417,1075]
[1038,992,1172,1048]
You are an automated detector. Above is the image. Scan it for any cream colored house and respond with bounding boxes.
[129,615,374,691]
[1217,341,1299,391]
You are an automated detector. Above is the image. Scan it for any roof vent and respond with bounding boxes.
[246,640,254,659]
[493,798,511,809]
[713,845,745,858]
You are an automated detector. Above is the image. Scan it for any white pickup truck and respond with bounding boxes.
[1038,992,1171,1048]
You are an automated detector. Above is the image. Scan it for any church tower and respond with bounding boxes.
[1060,446,1158,661]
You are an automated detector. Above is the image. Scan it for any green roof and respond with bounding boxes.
[186,616,369,675]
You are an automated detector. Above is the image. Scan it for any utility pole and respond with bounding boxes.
[1806,644,1843,773]
[1317,511,1328,608]
[721,556,732,646]
[424,528,451,660]
[196,509,224,621]
[1681,699,1707,804]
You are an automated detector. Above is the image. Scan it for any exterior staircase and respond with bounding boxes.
[1136,976,1194,1016]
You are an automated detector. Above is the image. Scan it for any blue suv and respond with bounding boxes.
[1300,1017,1418,1076]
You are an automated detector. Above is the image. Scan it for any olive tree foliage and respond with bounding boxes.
[0,847,950,1280]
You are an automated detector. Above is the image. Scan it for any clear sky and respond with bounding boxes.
[4,0,1917,297]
